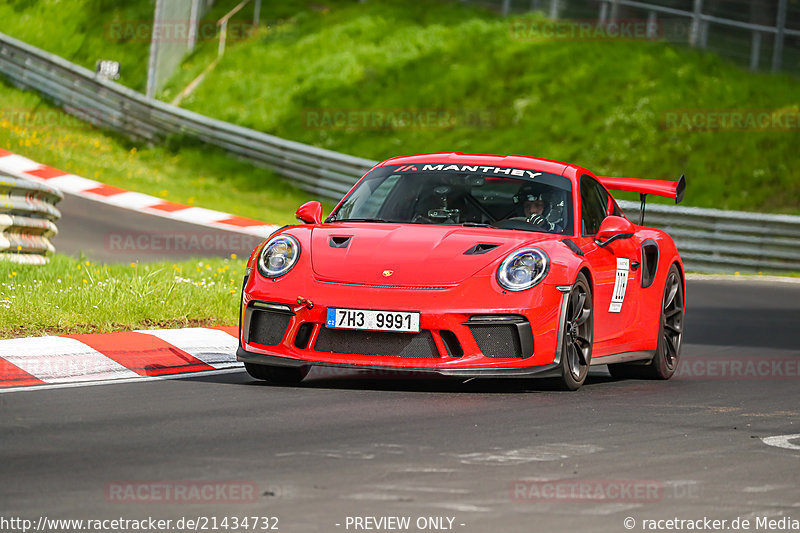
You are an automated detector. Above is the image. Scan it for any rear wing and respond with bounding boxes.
[597,174,686,204]
[597,174,686,225]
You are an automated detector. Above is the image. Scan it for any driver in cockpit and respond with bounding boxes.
[512,183,566,233]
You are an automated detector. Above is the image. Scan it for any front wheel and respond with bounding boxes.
[244,362,310,385]
[608,264,684,380]
[554,272,593,391]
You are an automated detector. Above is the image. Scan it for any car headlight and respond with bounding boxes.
[257,235,300,278]
[496,247,549,291]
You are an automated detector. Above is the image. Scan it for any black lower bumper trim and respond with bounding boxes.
[237,347,561,379]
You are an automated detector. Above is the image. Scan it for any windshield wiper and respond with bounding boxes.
[459,222,492,227]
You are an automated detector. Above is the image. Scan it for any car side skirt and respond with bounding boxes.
[590,351,655,366]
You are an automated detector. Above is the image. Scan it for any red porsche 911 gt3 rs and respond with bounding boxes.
[237,153,686,390]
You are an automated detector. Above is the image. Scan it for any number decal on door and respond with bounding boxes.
[609,258,629,313]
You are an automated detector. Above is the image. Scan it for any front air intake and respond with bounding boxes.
[247,304,293,346]
[465,315,533,358]
[314,328,439,358]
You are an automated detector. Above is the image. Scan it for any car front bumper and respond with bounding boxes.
[238,273,569,376]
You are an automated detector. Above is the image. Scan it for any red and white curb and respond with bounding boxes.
[0,148,277,237]
[0,326,243,391]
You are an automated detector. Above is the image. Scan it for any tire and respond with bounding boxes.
[608,264,684,380]
[554,272,593,391]
[244,362,310,385]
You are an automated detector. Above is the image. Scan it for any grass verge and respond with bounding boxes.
[0,254,245,339]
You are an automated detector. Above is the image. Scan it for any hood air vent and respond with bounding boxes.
[464,243,500,255]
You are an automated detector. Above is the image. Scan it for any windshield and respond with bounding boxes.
[328,165,573,234]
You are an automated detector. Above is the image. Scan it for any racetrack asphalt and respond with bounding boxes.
[51,193,267,263]
[2,279,798,532]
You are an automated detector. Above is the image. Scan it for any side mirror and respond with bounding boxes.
[295,201,323,225]
[594,216,634,247]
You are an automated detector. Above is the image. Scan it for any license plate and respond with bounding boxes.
[326,308,420,333]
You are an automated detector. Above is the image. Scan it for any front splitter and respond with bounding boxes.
[237,347,561,379]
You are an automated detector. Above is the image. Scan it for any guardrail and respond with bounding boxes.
[0,174,62,265]
[617,201,800,273]
[1,31,799,273]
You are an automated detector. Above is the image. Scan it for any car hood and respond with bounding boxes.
[309,223,551,286]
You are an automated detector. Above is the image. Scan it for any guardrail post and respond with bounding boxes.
[609,0,620,22]
[549,0,560,19]
[646,11,657,39]
[700,20,709,48]
[771,0,787,72]
[689,0,703,46]
[145,0,165,99]
[750,31,761,71]
[188,0,200,50]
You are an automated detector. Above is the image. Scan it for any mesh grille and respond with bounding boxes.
[314,328,439,358]
[469,324,523,358]
[248,310,292,346]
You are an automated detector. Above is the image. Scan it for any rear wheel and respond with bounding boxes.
[244,363,309,385]
[555,273,593,391]
[608,264,684,380]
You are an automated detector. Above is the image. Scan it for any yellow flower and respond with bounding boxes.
[230,253,237,260]
[130,262,137,268]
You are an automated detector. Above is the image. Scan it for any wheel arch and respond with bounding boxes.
[670,259,686,310]
[578,265,593,292]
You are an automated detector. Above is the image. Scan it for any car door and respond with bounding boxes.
[578,175,641,348]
